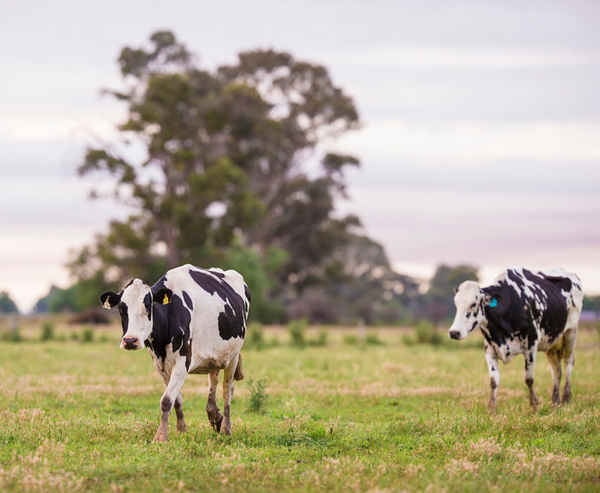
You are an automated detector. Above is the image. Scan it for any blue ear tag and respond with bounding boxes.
[489,298,498,308]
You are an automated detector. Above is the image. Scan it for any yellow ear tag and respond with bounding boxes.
[163,293,170,305]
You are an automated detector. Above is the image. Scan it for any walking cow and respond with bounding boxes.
[448,268,583,412]
[100,264,250,441]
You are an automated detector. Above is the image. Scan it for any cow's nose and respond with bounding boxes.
[449,331,461,340]
[122,336,139,349]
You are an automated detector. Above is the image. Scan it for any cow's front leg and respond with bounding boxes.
[154,357,188,443]
[485,347,500,413]
[174,394,187,432]
[524,346,539,410]
[206,370,223,432]
[221,354,238,435]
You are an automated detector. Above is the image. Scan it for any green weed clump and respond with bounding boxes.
[288,319,307,348]
[1,326,22,342]
[81,327,94,343]
[365,332,384,346]
[309,330,328,347]
[40,321,55,341]
[343,334,359,345]
[245,322,265,349]
[247,378,268,413]
[403,320,444,346]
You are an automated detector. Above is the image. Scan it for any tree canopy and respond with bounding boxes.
[0,291,19,314]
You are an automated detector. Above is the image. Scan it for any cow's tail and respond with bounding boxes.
[234,353,244,381]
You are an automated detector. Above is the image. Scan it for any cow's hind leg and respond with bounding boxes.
[524,346,539,410]
[174,394,187,432]
[546,349,562,405]
[154,357,188,442]
[206,370,223,432]
[222,354,238,435]
[562,329,577,403]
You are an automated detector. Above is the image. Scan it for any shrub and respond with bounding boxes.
[408,320,443,346]
[288,319,307,348]
[247,378,267,413]
[70,332,79,341]
[245,322,265,350]
[365,332,384,346]
[81,327,94,343]
[310,330,328,347]
[40,321,55,341]
[343,334,359,345]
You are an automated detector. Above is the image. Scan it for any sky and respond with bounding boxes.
[2,1,599,311]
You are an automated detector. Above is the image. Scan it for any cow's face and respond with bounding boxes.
[448,280,487,340]
[101,279,153,350]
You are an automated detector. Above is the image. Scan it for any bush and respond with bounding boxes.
[70,332,79,341]
[245,322,265,350]
[309,330,328,347]
[40,321,55,341]
[288,319,307,348]
[247,379,267,413]
[343,334,359,345]
[81,327,94,343]
[365,332,384,346]
[403,320,444,346]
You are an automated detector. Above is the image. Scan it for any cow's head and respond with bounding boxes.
[448,280,489,340]
[100,279,172,350]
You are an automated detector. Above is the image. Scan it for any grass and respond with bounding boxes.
[0,324,599,492]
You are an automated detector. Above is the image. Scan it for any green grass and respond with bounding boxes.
[0,326,599,492]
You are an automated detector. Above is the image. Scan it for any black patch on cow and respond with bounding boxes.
[471,321,477,331]
[244,284,251,303]
[188,269,246,340]
[161,396,172,413]
[481,269,571,350]
[182,290,193,311]
[144,275,192,367]
[118,302,129,335]
[209,269,225,279]
[143,292,152,320]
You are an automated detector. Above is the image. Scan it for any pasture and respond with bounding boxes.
[0,322,599,492]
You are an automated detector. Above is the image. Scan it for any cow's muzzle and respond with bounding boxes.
[449,330,461,340]
[121,336,140,350]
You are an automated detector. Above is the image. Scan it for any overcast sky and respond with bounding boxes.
[2,1,599,310]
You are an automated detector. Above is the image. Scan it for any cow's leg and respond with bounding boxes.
[485,347,500,413]
[524,346,539,410]
[206,370,223,432]
[154,357,188,443]
[221,354,238,435]
[546,349,562,405]
[562,329,577,403]
[174,394,187,432]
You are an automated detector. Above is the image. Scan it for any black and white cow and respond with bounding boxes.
[448,268,583,412]
[100,264,250,441]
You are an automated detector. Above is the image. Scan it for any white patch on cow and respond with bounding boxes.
[120,279,152,350]
[159,264,246,373]
[448,280,485,340]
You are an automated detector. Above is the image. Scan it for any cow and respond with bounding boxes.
[448,268,583,412]
[100,264,250,441]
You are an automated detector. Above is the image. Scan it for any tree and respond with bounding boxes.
[73,30,362,300]
[0,291,19,314]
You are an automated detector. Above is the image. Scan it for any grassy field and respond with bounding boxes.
[0,322,599,492]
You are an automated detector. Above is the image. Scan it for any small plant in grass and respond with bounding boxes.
[365,333,384,346]
[343,334,359,345]
[245,322,265,350]
[81,327,94,343]
[403,320,444,346]
[247,378,267,413]
[309,330,328,347]
[288,319,307,348]
[40,321,55,341]
[70,332,79,341]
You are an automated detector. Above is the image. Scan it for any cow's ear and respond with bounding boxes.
[153,287,173,305]
[100,291,121,309]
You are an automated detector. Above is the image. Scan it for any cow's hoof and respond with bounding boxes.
[177,422,187,433]
[488,400,497,414]
[153,432,168,443]
[562,392,571,404]
[209,413,223,433]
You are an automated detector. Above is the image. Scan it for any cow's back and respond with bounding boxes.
[162,264,249,373]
